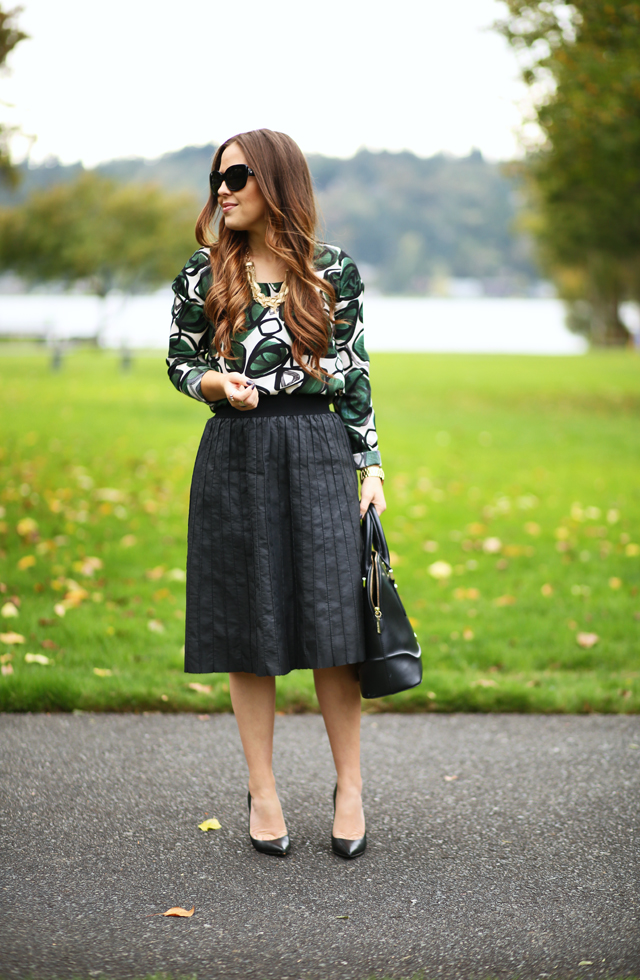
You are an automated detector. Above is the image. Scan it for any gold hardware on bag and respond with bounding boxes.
[369,548,382,633]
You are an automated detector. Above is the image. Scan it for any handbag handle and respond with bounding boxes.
[361,504,390,577]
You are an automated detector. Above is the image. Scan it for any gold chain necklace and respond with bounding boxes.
[245,254,289,312]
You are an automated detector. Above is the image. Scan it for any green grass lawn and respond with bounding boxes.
[1,349,639,714]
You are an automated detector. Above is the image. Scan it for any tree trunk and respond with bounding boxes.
[590,294,632,347]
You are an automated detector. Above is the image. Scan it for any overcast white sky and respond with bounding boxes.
[3,0,527,167]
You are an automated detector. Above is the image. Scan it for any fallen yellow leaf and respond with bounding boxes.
[1,602,19,618]
[1,663,13,675]
[198,818,221,832]
[163,906,194,917]
[148,619,165,634]
[428,561,452,580]
[453,587,480,600]
[188,682,212,694]
[74,556,103,577]
[63,588,89,608]
[503,544,525,557]
[482,537,502,554]
[467,523,486,536]
[541,583,554,597]
[609,577,622,590]
[120,534,137,548]
[17,555,36,570]
[408,617,419,627]
[444,775,458,781]
[494,594,516,607]
[25,653,52,665]
[576,632,599,649]
[146,565,166,580]
[1,632,25,644]
[16,517,38,537]
[93,667,112,677]
[462,628,474,641]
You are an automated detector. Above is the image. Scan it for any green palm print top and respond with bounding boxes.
[167,243,381,468]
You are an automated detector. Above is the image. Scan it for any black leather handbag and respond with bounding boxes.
[359,504,422,699]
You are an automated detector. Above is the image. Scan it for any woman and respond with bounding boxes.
[167,129,385,859]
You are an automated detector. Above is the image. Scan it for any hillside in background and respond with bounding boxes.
[0,145,541,295]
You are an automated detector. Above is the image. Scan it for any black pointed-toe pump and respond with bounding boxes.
[331,784,367,859]
[247,792,290,856]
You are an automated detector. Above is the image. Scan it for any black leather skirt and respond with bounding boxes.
[185,394,365,677]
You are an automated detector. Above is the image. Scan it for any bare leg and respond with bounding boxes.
[313,664,365,840]
[228,672,287,841]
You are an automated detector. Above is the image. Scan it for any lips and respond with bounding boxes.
[222,203,237,214]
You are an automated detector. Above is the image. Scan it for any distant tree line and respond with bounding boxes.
[0,145,539,297]
[496,0,640,345]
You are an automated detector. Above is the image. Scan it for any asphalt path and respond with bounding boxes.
[1,713,638,980]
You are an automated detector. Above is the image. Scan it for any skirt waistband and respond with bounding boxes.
[214,392,332,419]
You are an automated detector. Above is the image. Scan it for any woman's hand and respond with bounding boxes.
[222,372,259,411]
[360,476,386,517]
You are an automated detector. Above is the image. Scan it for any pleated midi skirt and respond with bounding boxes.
[185,395,366,677]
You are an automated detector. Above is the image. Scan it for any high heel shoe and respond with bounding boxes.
[247,792,290,856]
[331,784,367,859]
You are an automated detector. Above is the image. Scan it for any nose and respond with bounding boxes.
[218,180,231,199]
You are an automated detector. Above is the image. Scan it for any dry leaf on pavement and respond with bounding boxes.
[198,818,222,832]
[163,906,195,917]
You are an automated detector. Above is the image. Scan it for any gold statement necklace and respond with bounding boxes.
[245,253,289,312]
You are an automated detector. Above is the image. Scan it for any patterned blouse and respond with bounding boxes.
[167,243,381,468]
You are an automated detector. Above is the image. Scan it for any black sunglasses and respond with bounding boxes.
[209,164,255,196]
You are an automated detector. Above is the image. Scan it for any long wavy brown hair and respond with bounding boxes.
[195,129,335,379]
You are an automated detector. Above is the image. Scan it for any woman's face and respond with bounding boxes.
[217,142,267,234]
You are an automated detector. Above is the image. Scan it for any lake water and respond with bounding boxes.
[0,290,588,355]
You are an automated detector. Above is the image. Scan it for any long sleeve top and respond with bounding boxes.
[167,243,381,468]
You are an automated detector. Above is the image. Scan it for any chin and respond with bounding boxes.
[224,213,249,232]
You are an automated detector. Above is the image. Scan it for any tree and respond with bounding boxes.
[496,1,640,345]
[0,4,28,186]
[0,171,199,337]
